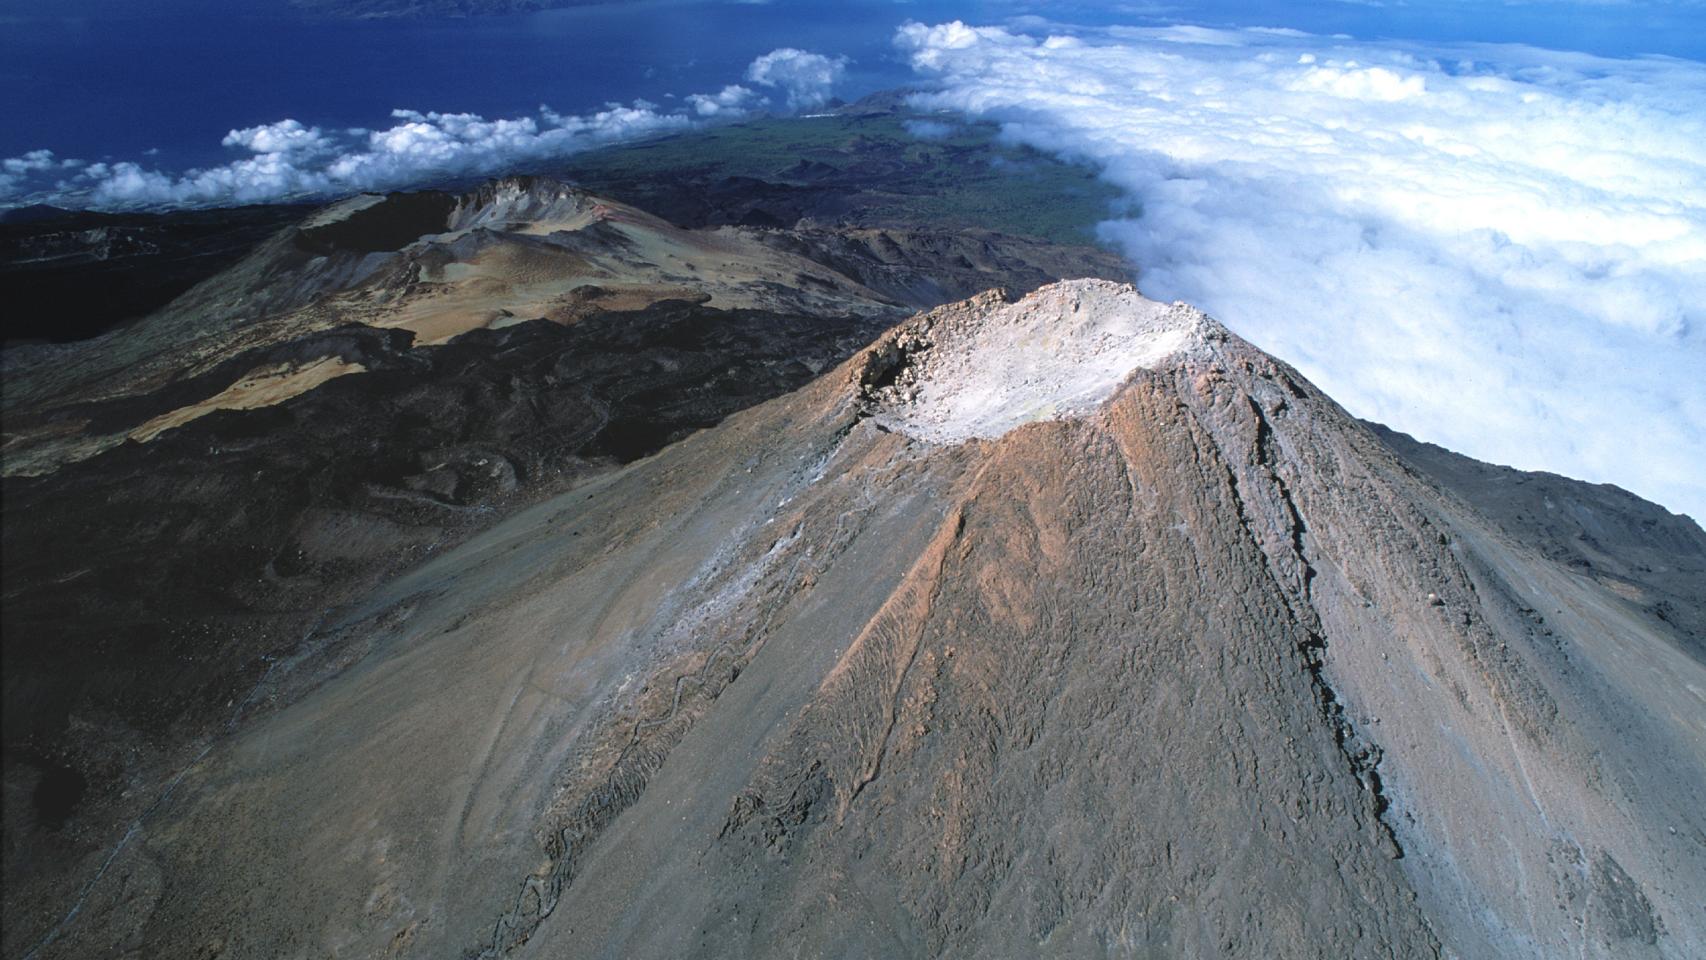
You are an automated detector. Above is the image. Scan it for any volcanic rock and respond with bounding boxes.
[12,279,1700,960]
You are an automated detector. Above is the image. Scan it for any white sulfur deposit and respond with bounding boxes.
[870,279,1216,443]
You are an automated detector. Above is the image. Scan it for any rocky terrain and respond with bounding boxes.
[1367,424,1706,655]
[1,177,1130,958]
[5,262,1702,958]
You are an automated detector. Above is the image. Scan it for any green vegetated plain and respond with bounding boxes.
[556,110,1123,245]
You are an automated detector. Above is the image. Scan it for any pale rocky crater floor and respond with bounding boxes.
[865,281,1215,442]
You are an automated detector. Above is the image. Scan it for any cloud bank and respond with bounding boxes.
[745,48,851,111]
[686,84,766,117]
[0,47,850,210]
[898,20,1706,520]
[3,104,692,208]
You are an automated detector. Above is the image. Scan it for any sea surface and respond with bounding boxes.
[4,0,1702,170]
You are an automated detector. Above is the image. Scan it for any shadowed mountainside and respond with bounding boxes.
[0,204,309,345]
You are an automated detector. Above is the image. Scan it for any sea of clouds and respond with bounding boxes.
[0,48,846,208]
[898,20,1706,521]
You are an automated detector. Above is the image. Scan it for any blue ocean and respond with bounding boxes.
[5,0,1701,171]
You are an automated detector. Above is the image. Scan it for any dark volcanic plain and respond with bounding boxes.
[3,110,1703,960]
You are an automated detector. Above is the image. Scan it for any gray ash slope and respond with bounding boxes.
[12,279,1703,959]
[1368,423,1706,656]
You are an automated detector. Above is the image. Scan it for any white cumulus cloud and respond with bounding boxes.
[1,149,82,196]
[0,101,693,208]
[0,47,848,210]
[221,119,335,156]
[897,20,1706,521]
[3,149,64,175]
[745,47,851,111]
[687,84,766,117]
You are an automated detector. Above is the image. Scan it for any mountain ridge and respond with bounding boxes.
[10,277,1700,959]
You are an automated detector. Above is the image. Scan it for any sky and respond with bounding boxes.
[2,0,1703,519]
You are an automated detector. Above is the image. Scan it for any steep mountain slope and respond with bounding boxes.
[14,280,1700,959]
[1369,423,1706,655]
